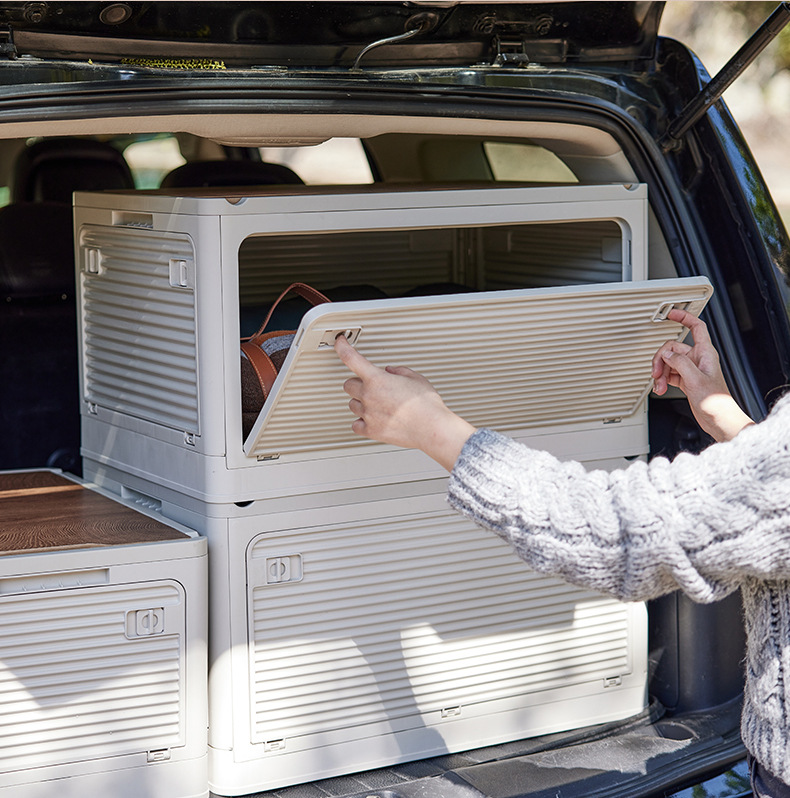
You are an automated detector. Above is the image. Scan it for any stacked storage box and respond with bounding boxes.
[73,183,712,795]
[0,469,207,798]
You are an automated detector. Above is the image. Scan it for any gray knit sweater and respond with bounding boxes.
[447,394,790,783]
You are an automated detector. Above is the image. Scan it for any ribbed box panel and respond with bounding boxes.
[0,581,185,771]
[246,510,635,744]
[482,221,623,289]
[80,227,200,433]
[245,278,712,457]
[238,222,622,305]
[239,229,456,303]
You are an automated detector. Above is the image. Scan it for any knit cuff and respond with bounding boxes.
[447,428,555,530]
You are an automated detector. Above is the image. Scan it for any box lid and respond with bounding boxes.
[244,277,713,460]
[0,470,192,554]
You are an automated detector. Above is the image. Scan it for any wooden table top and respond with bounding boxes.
[0,471,190,555]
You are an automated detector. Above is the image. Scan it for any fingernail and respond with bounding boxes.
[662,351,674,359]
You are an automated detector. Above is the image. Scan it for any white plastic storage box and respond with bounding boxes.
[0,469,208,798]
[69,182,707,505]
[98,481,647,797]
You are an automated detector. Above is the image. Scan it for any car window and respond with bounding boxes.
[0,138,26,207]
[123,135,186,189]
[484,142,578,183]
[259,138,374,185]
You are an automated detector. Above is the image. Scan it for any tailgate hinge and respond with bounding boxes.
[0,27,17,60]
[479,13,555,66]
[492,35,530,67]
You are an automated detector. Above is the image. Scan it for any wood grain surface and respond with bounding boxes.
[0,471,189,555]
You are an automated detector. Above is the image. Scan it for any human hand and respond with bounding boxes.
[651,309,753,442]
[334,335,476,471]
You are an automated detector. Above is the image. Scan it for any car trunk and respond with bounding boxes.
[0,2,787,797]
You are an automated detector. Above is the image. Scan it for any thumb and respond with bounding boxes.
[662,349,702,383]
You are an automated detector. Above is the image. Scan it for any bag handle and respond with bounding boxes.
[240,282,332,403]
[240,338,280,401]
[244,282,331,343]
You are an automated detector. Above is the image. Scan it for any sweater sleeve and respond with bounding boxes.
[447,396,790,604]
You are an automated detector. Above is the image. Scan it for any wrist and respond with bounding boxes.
[423,411,477,472]
[698,394,754,442]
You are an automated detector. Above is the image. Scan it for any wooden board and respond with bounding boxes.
[0,471,188,554]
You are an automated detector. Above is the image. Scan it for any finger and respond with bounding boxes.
[652,339,694,394]
[651,341,691,379]
[661,349,701,384]
[334,335,379,378]
[342,376,363,398]
[652,360,674,395]
[385,365,418,377]
[350,417,368,438]
[651,346,667,379]
[666,309,711,346]
[348,397,363,416]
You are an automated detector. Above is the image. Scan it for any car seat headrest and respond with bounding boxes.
[159,159,304,189]
[11,138,135,204]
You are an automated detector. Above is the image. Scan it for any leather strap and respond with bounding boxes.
[241,283,332,400]
[244,282,331,343]
[241,338,280,400]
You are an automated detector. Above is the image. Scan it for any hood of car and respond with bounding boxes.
[0,1,664,67]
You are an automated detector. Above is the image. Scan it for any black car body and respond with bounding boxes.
[0,3,788,798]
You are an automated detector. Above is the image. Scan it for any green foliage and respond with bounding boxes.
[729,1,790,70]
[662,1,790,73]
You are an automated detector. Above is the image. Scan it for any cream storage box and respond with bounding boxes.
[0,469,207,798]
[74,182,707,505]
[139,482,648,796]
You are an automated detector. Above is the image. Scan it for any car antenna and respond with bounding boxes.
[660,1,790,151]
